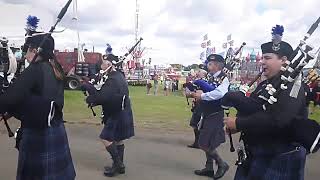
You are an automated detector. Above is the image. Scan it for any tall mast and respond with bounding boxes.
[73,0,84,62]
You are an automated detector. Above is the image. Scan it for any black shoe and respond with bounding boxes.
[104,143,124,177]
[104,165,125,174]
[194,168,214,177]
[187,143,200,149]
[214,162,229,179]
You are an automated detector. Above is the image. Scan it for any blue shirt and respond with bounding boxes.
[200,71,230,101]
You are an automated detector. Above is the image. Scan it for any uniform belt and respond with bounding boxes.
[248,143,302,157]
[203,110,223,118]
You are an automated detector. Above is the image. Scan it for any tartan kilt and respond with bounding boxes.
[198,111,225,151]
[234,144,306,180]
[17,122,76,180]
[100,102,135,142]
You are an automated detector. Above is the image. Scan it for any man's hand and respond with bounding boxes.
[194,90,203,101]
[185,92,194,98]
[224,116,238,131]
[0,113,11,122]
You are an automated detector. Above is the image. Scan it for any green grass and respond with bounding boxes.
[64,86,320,131]
[129,86,191,130]
[64,86,193,131]
[309,104,320,123]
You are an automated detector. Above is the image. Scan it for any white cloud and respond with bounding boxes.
[0,0,320,66]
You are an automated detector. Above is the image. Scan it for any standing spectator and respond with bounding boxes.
[171,78,176,92]
[175,78,179,91]
[312,81,320,108]
[160,75,164,85]
[302,81,312,116]
[146,76,152,95]
[153,74,159,95]
[164,77,170,96]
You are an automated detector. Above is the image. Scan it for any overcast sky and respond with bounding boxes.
[0,0,320,65]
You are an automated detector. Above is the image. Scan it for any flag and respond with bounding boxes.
[201,42,207,48]
[203,34,208,41]
[206,47,212,58]
[223,43,228,49]
[207,40,211,46]
[226,47,234,57]
[200,52,205,60]
[228,40,234,46]
[227,34,232,41]
[212,47,216,53]
[206,47,216,57]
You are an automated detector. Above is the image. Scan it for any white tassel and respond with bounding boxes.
[258,95,268,101]
[197,115,204,130]
[310,131,320,153]
[287,76,294,82]
[268,88,276,95]
[288,67,294,73]
[280,84,288,90]
[289,74,302,98]
[121,95,126,110]
[265,84,273,91]
[47,101,55,127]
[262,104,267,111]
[281,75,288,81]
[268,96,277,104]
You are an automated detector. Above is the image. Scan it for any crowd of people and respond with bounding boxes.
[146,74,179,96]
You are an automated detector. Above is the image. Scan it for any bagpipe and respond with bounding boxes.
[81,37,143,117]
[222,17,320,154]
[185,42,247,93]
[0,0,73,138]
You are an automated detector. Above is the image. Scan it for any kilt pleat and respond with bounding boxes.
[198,111,225,151]
[100,104,134,142]
[16,123,76,180]
[234,144,306,180]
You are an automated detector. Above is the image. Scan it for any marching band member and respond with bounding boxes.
[0,16,76,180]
[224,26,307,180]
[189,54,229,179]
[85,54,135,177]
